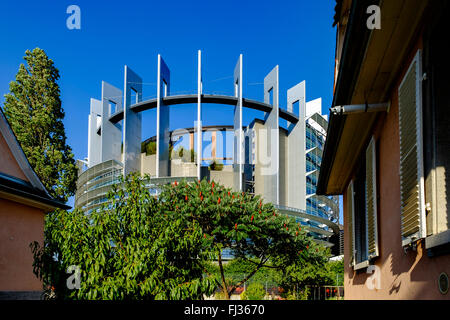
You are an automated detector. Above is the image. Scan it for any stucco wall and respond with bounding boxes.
[210,166,234,189]
[170,159,197,177]
[141,153,156,176]
[343,39,450,300]
[0,198,44,291]
[0,132,28,181]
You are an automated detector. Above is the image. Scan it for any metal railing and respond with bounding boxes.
[306,285,344,300]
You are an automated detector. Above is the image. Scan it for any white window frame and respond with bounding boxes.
[398,49,427,247]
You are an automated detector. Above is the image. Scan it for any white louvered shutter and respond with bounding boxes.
[366,137,379,259]
[347,181,356,267]
[398,50,426,247]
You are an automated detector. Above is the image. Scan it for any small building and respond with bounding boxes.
[317,0,450,299]
[0,109,69,299]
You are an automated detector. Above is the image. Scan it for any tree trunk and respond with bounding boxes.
[217,251,230,300]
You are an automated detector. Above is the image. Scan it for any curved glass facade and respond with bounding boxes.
[303,113,340,245]
[74,159,123,214]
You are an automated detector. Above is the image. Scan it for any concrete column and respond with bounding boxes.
[123,66,143,176]
[88,98,102,167]
[101,81,123,164]
[287,81,306,210]
[156,55,171,177]
[189,132,194,151]
[260,65,279,205]
[233,54,243,191]
[211,131,217,159]
[197,50,202,180]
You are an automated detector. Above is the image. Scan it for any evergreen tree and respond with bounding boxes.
[3,48,77,202]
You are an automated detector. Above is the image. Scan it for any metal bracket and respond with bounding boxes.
[330,102,389,115]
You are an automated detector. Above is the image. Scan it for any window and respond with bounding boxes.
[398,50,426,247]
[131,88,138,105]
[422,4,450,252]
[163,81,168,98]
[292,100,299,116]
[347,137,379,270]
[108,101,116,116]
[353,158,368,268]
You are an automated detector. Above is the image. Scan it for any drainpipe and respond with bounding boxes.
[330,102,389,115]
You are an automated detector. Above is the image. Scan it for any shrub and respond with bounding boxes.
[241,283,266,300]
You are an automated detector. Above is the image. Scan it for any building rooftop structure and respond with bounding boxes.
[76,51,340,251]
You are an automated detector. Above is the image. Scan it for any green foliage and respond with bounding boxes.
[31,174,216,300]
[170,146,195,162]
[32,177,328,300]
[285,287,309,300]
[178,146,184,158]
[279,258,343,299]
[162,179,328,298]
[221,258,281,286]
[281,263,333,289]
[327,259,344,286]
[208,160,224,171]
[214,290,228,300]
[241,283,266,300]
[141,141,157,155]
[2,48,77,202]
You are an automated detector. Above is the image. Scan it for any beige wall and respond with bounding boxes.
[210,166,234,189]
[141,153,156,176]
[0,127,44,292]
[141,152,234,187]
[141,153,200,178]
[0,198,44,291]
[170,159,197,177]
[0,133,28,181]
[343,37,450,300]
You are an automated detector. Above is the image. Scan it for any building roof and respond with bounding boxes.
[332,0,344,27]
[317,0,429,195]
[0,108,70,211]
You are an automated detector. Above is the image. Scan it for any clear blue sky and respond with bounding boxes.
[0,0,339,217]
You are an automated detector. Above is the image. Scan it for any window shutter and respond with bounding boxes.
[398,50,426,247]
[366,137,379,259]
[347,181,356,267]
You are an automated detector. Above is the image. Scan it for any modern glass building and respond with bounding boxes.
[75,159,123,214]
[75,52,340,253]
[303,99,340,244]
[244,97,340,248]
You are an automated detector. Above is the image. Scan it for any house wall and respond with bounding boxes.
[343,36,450,300]
[0,198,44,291]
[0,133,28,181]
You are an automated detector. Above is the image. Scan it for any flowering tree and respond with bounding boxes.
[31,176,328,300]
[31,174,215,300]
[162,179,329,299]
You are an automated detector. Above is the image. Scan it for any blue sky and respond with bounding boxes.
[0,0,339,217]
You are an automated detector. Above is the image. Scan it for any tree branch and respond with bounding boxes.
[194,260,222,290]
[228,256,268,296]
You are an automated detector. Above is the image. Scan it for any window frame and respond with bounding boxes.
[422,9,450,252]
[398,49,427,247]
[348,136,379,270]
